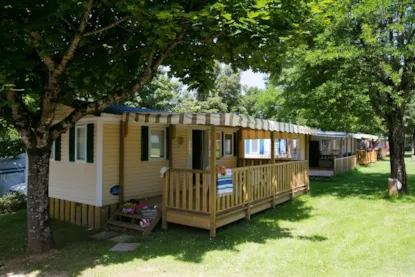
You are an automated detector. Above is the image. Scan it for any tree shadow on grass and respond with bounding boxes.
[310,160,415,203]
[3,196,323,276]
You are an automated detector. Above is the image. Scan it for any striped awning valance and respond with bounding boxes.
[121,112,317,135]
[350,133,379,140]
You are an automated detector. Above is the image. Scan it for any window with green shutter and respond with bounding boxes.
[54,136,61,161]
[87,123,94,163]
[141,126,149,161]
[69,127,75,162]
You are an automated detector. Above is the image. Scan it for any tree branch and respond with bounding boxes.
[83,16,130,37]
[58,16,75,31]
[53,0,93,78]
[51,25,190,139]
[30,32,55,72]
[6,90,34,148]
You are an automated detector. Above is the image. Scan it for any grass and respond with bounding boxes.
[2,157,415,276]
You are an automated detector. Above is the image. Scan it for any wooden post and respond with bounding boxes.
[246,167,251,220]
[238,127,243,167]
[209,126,217,238]
[271,132,276,207]
[162,171,169,229]
[118,120,125,204]
[168,126,173,167]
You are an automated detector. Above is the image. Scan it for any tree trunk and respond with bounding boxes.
[387,112,408,193]
[412,131,415,156]
[26,148,54,254]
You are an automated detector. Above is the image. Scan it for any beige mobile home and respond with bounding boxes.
[48,104,316,237]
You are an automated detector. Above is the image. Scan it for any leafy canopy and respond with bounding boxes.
[275,0,415,134]
[1,0,305,136]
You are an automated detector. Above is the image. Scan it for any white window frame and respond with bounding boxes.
[250,139,259,154]
[215,131,222,159]
[224,133,233,156]
[75,125,87,163]
[50,141,55,160]
[149,127,167,161]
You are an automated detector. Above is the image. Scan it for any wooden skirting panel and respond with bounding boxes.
[49,197,117,229]
[166,210,210,230]
[216,209,246,228]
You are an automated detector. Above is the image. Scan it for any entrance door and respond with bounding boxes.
[309,141,320,167]
[192,130,204,170]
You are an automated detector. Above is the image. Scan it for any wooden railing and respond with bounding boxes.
[239,158,298,167]
[357,150,377,165]
[377,148,387,159]
[333,155,356,175]
[162,160,309,221]
[163,169,211,213]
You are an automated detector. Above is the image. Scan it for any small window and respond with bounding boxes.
[251,140,259,154]
[150,128,166,159]
[50,141,55,160]
[216,131,221,158]
[293,139,297,155]
[224,134,233,156]
[76,126,87,162]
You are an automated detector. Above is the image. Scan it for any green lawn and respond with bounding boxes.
[2,158,415,277]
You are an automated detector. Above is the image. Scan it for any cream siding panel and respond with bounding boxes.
[102,124,120,206]
[49,123,97,205]
[54,104,74,121]
[171,126,188,169]
[123,125,168,201]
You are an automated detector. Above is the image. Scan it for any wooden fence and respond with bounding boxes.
[162,160,309,236]
[334,155,357,175]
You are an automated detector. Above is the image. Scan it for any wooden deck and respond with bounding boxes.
[162,160,309,237]
[357,150,377,165]
[309,168,334,177]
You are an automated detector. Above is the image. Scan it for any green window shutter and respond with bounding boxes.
[69,127,75,162]
[141,126,149,161]
[87,123,94,163]
[233,131,238,157]
[54,136,61,161]
[166,127,170,160]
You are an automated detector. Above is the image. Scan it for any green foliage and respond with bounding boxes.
[274,0,415,134]
[125,71,185,111]
[0,0,305,122]
[0,120,23,158]
[0,192,26,214]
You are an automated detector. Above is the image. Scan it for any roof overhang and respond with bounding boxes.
[121,112,317,135]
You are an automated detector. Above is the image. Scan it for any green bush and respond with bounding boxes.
[0,192,26,214]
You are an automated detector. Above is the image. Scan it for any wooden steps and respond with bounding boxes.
[114,212,142,220]
[107,219,145,231]
[106,206,161,236]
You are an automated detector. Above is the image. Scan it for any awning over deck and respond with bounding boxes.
[121,112,317,135]
[312,130,381,140]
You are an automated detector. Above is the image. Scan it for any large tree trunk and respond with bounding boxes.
[26,148,54,254]
[387,112,408,193]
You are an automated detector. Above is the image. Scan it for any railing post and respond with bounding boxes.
[246,167,251,221]
[209,126,217,238]
[162,171,169,230]
[333,158,337,176]
[305,162,310,192]
[272,165,277,208]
